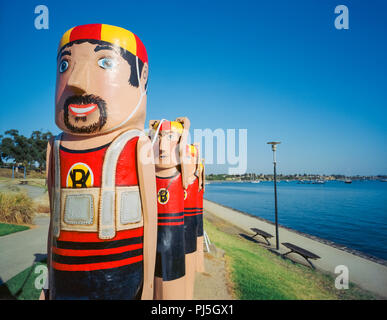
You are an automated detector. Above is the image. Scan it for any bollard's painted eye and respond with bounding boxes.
[98,57,117,70]
[59,60,69,73]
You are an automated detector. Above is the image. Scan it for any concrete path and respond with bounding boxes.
[0,181,46,199]
[204,199,387,299]
[18,184,46,199]
[0,215,49,284]
[0,213,233,300]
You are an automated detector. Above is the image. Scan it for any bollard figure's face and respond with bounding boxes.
[185,145,198,179]
[154,130,181,169]
[55,24,148,135]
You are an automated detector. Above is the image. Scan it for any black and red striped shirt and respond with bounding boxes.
[52,229,143,272]
[156,173,184,226]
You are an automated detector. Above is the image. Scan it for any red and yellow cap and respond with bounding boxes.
[58,23,148,64]
[153,121,183,134]
[186,144,198,157]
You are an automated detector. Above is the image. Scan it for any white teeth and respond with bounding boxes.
[70,106,96,113]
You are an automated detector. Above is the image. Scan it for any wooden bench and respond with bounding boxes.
[250,228,274,246]
[19,180,28,185]
[282,242,321,269]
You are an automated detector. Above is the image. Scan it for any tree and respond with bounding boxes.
[3,130,32,165]
[0,129,53,170]
[0,134,3,165]
[29,130,53,171]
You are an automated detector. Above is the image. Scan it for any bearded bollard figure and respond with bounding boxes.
[149,118,191,299]
[43,24,157,299]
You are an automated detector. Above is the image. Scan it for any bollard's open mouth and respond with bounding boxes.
[69,104,98,117]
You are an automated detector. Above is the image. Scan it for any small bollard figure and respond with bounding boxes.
[196,159,205,273]
[43,23,157,300]
[149,118,190,299]
[183,143,201,299]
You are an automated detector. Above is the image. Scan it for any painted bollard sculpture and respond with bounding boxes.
[44,24,157,300]
[196,159,205,273]
[149,118,190,299]
[183,143,201,299]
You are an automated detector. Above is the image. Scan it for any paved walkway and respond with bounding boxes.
[204,199,387,299]
[0,215,49,284]
[0,213,233,300]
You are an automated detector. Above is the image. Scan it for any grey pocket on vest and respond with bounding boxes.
[120,190,142,224]
[64,194,93,225]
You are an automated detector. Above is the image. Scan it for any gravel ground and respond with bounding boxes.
[194,249,234,300]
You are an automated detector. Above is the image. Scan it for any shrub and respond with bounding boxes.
[0,192,34,224]
[35,203,50,214]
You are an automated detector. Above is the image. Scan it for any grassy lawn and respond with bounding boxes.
[204,216,377,300]
[0,223,29,237]
[0,177,46,190]
[0,261,47,300]
[0,168,46,179]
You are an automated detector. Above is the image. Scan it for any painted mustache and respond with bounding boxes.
[63,94,107,134]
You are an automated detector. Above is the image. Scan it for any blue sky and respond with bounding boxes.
[0,0,386,175]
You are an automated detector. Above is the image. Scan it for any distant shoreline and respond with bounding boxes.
[206,178,387,183]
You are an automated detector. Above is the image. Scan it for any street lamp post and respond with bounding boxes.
[267,141,281,250]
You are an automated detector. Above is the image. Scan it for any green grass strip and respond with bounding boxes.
[204,217,376,300]
[0,223,29,237]
[0,261,47,300]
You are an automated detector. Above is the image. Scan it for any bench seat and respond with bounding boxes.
[282,242,321,268]
[250,228,274,245]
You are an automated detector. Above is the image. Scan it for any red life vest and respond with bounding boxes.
[156,173,184,226]
[184,178,201,217]
[52,137,143,272]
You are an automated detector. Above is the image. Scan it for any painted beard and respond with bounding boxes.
[63,94,107,134]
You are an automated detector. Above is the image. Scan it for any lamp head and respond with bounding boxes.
[267,141,281,152]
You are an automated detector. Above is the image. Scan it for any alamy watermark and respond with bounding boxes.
[34,5,49,30]
[192,128,248,175]
[145,128,248,175]
[33,4,349,33]
[334,265,349,289]
[34,265,48,290]
[334,5,349,30]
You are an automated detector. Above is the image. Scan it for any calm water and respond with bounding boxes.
[204,180,387,261]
